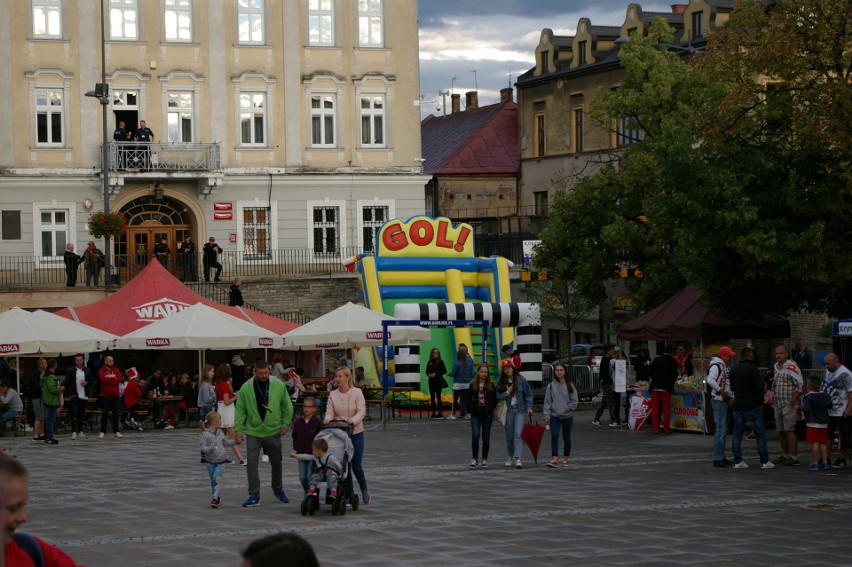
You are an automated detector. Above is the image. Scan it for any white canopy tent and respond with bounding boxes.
[0,307,117,391]
[281,302,431,350]
[115,303,284,351]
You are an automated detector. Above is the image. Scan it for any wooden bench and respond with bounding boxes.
[184,407,199,428]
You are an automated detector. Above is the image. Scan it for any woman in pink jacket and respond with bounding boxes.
[323,366,370,504]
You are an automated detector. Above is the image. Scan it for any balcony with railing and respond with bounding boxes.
[0,238,530,288]
[108,142,220,172]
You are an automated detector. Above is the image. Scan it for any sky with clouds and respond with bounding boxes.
[417,0,675,116]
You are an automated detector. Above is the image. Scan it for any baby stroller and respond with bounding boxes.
[300,424,358,516]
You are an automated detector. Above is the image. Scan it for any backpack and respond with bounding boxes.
[14,533,44,567]
[704,362,723,398]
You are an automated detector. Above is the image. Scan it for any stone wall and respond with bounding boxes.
[239,274,362,320]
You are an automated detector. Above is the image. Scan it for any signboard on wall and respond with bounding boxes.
[213,212,233,220]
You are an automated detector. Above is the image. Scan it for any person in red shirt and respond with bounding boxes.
[98,355,124,439]
[2,452,82,566]
[214,363,245,465]
[501,344,522,370]
[122,368,149,431]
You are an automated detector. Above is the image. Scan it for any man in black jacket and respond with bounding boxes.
[63,243,83,287]
[593,345,619,426]
[649,347,679,434]
[66,354,94,440]
[229,278,244,306]
[202,237,223,282]
[729,347,774,469]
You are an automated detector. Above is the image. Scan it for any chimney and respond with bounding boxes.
[451,93,461,114]
[500,88,514,103]
[670,4,687,14]
[465,91,479,110]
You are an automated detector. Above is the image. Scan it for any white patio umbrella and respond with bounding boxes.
[0,307,117,391]
[115,303,283,351]
[281,302,431,350]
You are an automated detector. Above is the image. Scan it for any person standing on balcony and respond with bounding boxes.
[113,120,130,169]
[83,241,104,287]
[229,278,244,307]
[180,234,198,282]
[134,119,155,170]
[63,243,82,287]
[154,236,170,269]
[203,237,223,282]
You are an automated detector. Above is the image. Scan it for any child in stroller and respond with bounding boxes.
[298,426,356,515]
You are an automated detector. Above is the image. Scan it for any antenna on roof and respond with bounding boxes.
[471,70,478,91]
[451,76,458,94]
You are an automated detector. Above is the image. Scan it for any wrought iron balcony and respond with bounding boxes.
[107,142,220,172]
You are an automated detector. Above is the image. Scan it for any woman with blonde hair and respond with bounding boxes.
[215,363,245,465]
[323,366,370,504]
[197,363,216,421]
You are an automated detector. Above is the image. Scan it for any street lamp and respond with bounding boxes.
[84,0,112,286]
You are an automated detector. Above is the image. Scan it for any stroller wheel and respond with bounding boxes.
[331,502,339,515]
[350,493,359,511]
[338,499,346,515]
[307,504,316,516]
[300,500,308,516]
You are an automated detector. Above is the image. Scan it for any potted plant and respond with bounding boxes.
[88,211,127,239]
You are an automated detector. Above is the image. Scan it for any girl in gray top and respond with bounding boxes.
[543,363,579,468]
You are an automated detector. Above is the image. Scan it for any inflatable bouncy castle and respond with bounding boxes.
[345,216,541,394]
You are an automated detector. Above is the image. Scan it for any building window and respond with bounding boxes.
[534,191,548,217]
[541,50,549,73]
[35,89,64,146]
[242,207,270,258]
[692,11,703,39]
[358,0,383,47]
[573,108,584,152]
[308,0,334,46]
[239,92,266,146]
[1,211,22,240]
[164,0,192,42]
[312,205,340,255]
[109,0,138,40]
[534,113,545,157]
[237,0,264,44]
[166,92,194,143]
[38,209,69,257]
[578,40,587,65]
[617,115,643,147]
[33,0,62,38]
[359,202,391,252]
[360,95,385,147]
[310,95,336,147]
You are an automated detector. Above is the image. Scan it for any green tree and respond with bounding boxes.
[525,277,597,360]
[536,3,852,320]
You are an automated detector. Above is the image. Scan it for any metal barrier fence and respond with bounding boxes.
[532,364,600,403]
[0,249,365,287]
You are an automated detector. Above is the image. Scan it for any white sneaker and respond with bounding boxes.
[469,459,478,468]
[733,461,749,469]
[115,432,124,438]
[760,461,776,469]
[515,458,523,469]
[98,432,105,439]
[164,425,174,430]
[447,415,457,420]
[130,418,138,429]
[504,458,513,467]
[71,432,77,440]
[78,432,86,439]
[480,459,488,468]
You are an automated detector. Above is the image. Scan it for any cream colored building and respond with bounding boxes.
[0,0,426,282]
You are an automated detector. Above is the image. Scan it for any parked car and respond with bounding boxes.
[541,348,561,364]
[558,343,607,370]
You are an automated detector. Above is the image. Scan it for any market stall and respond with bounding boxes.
[619,286,789,433]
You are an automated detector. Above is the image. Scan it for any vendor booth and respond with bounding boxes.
[832,319,852,367]
[618,286,790,433]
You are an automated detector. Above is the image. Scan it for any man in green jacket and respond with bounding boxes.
[234,359,293,507]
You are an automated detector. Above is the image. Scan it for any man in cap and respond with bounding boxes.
[202,237,223,282]
[154,236,170,269]
[180,234,197,282]
[707,346,736,467]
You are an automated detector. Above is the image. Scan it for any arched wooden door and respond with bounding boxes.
[117,196,193,281]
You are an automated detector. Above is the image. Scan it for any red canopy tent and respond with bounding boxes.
[618,286,789,341]
[56,260,298,336]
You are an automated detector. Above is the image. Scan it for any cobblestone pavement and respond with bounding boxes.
[6,410,852,566]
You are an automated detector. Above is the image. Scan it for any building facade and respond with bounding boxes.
[515,1,733,350]
[0,0,426,285]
